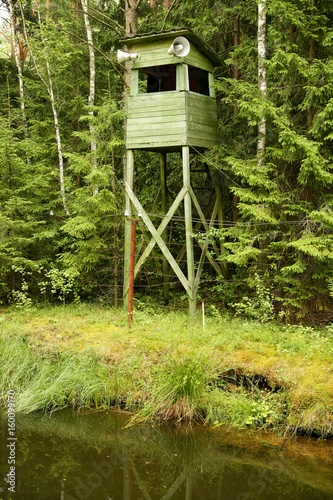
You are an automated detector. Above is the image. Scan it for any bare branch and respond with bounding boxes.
[75,8,122,36]
[84,5,125,34]
[65,29,128,87]
[161,0,179,30]
[19,3,49,91]
[81,0,98,196]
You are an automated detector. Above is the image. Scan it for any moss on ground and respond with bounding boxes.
[0,304,332,437]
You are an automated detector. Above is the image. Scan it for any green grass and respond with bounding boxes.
[0,303,333,437]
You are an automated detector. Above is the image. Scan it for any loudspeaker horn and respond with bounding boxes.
[117,49,139,64]
[167,36,190,57]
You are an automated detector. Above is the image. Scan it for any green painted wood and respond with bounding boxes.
[128,109,186,119]
[187,113,217,124]
[130,40,169,51]
[188,134,219,146]
[129,92,185,104]
[187,92,217,105]
[123,150,135,311]
[186,93,219,147]
[122,185,187,297]
[208,72,215,98]
[127,136,188,145]
[181,45,214,72]
[121,28,222,67]
[187,123,218,134]
[182,146,196,319]
[126,141,184,150]
[161,152,169,304]
[128,105,185,115]
[178,64,188,91]
[194,189,221,290]
[128,115,186,125]
[175,195,215,266]
[130,70,138,96]
[127,117,185,131]
[125,182,192,297]
[127,130,187,140]
[188,185,228,279]
[187,114,217,126]
[127,92,188,148]
[127,89,219,149]
[188,132,218,142]
[188,139,219,149]
[132,53,177,70]
[129,41,213,72]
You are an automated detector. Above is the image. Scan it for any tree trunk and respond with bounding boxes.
[307,37,315,138]
[21,4,69,214]
[257,0,267,166]
[233,13,240,221]
[126,0,138,37]
[163,0,171,10]
[81,0,98,195]
[150,0,157,7]
[233,13,239,110]
[123,0,138,181]
[305,36,316,203]
[9,0,29,152]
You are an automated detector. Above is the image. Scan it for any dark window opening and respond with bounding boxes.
[188,66,210,96]
[138,65,176,93]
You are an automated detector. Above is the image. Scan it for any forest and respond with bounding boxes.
[1,0,333,323]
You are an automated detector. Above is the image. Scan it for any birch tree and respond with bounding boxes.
[8,0,29,148]
[20,3,69,215]
[257,0,266,166]
[81,0,98,195]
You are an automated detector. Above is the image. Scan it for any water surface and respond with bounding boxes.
[0,409,332,499]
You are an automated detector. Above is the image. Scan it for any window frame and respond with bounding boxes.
[131,64,215,98]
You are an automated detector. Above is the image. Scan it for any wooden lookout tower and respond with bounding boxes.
[120,28,224,319]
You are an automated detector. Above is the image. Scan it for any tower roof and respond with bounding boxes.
[120,28,222,67]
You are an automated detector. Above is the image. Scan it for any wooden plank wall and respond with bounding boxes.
[130,41,214,73]
[127,93,188,149]
[186,93,219,149]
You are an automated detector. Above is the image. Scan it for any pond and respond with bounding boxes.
[0,409,332,500]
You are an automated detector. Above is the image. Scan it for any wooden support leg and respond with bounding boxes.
[160,152,169,305]
[182,146,196,320]
[123,149,134,311]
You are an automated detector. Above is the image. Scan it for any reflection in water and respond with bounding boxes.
[0,409,333,500]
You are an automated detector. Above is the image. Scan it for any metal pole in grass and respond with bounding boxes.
[202,299,205,330]
[125,210,141,328]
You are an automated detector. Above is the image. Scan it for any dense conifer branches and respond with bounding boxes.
[0,0,333,318]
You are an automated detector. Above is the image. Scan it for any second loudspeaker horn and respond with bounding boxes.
[167,36,190,57]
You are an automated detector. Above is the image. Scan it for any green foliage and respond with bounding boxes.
[130,350,217,423]
[1,0,333,318]
[233,273,275,322]
[45,268,80,307]
[0,330,115,413]
[204,389,284,429]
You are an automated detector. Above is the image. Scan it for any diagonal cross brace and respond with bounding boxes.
[134,185,187,279]
[125,183,193,298]
[194,187,221,289]
[188,184,227,279]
